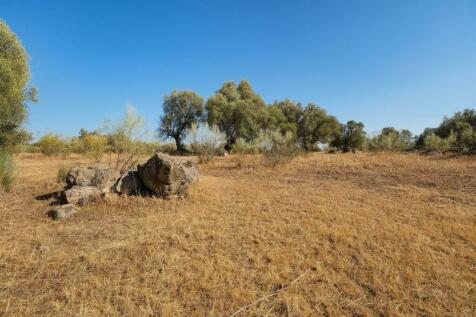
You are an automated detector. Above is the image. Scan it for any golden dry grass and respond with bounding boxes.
[0,152,475,316]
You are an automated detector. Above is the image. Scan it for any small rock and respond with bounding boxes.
[62,186,101,205]
[50,204,80,220]
[35,244,49,252]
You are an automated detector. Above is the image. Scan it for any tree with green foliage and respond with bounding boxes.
[206,80,268,151]
[159,90,204,152]
[434,109,475,153]
[369,127,414,151]
[268,99,303,137]
[0,20,37,147]
[331,120,366,153]
[297,103,341,151]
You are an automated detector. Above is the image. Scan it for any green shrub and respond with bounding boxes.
[259,130,299,168]
[36,134,67,156]
[0,150,15,192]
[422,132,455,152]
[232,131,299,168]
[368,128,414,152]
[232,138,261,155]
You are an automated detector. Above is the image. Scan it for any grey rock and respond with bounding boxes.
[62,186,102,205]
[115,169,143,195]
[50,204,80,220]
[66,165,121,193]
[137,152,198,198]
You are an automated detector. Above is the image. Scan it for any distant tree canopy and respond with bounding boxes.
[331,120,366,152]
[297,103,341,151]
[415,109,475,153]
[369,127,414,151]
[159,90,204,151]
[0,20,36,147]
[206,80,269,151]
[268,99,303,137]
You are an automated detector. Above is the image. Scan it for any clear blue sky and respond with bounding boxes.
[1,0,475,138]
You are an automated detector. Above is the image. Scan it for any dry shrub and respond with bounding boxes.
[235,153,261,169]
[232,131,299,168]
[104,106,147,171]
[157,143,177,154]
[186,123,226,164]
[259,130,299,168]
[56,164,71,183]
[81,134,107,162]
[36,134,67,156]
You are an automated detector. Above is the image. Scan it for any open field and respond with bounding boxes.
[0,153,475,316]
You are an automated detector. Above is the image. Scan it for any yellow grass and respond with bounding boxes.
[0,152,475,316]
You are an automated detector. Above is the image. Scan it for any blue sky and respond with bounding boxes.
[1,0,475,138]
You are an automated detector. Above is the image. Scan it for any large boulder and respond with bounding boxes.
[137,153,198,198]
[66,165,121,193]
[115,169,143,195]
[62,186,102,205]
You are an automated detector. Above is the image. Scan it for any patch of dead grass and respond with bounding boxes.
[0,153,475,316]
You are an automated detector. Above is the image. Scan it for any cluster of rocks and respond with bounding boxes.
[50,153,198,219]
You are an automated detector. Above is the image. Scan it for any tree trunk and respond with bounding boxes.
[174,136,185,152]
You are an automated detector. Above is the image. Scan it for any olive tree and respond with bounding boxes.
[0,20,37,147]
[434,109,475,153]
[206,80,268,151]
[267,99,303,137]
[369,127,415,151]
[331,120,366,152]
[159,90,204,152]
[298,103,341,151]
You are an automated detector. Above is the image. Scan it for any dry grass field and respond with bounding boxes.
[0,152,475,316]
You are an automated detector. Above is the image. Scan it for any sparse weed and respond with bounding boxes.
[56,164,70,183]
[0,150,15,192]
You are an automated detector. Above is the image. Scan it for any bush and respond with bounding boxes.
[157,143,177,154]
[258,130,299,168]
[0,150,15,192]
[36,134,67,156]
[103,106,147,170]
[422,132,455,152]
[186,123,226,164]
[134,141,160,156]
[368,128,414,152]
[80,134,107,162]
[232,130,299,168]
[56,164,70,183]
[232,138,261,155]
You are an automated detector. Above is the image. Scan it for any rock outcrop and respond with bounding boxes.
[138,153,198,198]
[115,169,143,195]
[66,165,121,193]
[50,153,199,219]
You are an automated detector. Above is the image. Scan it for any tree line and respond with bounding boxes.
[1,18,474,157]
[158,80,476,154]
